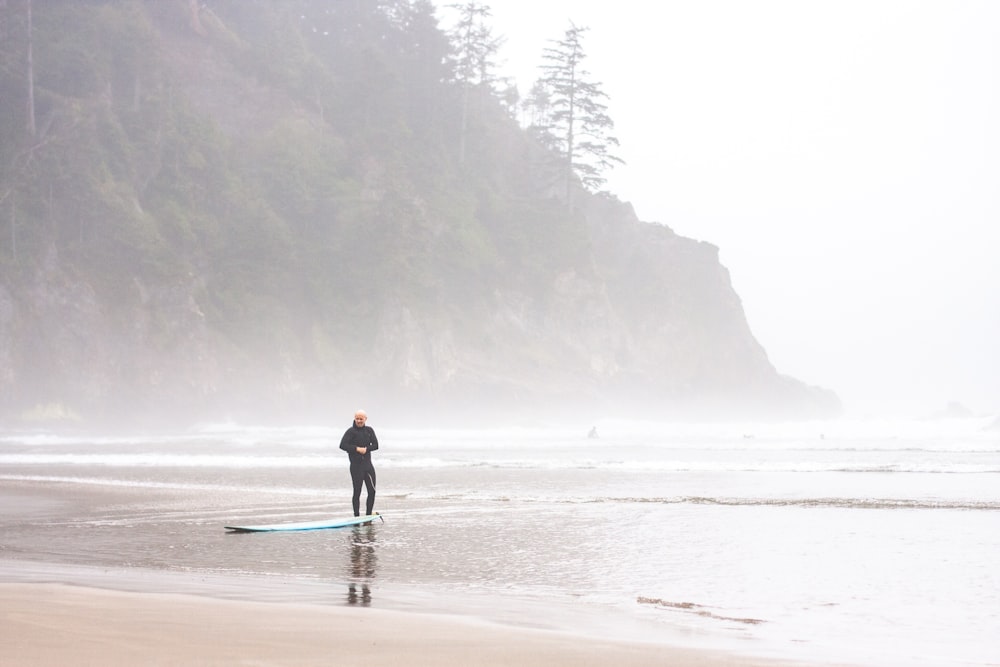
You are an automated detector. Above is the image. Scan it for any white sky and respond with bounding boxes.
[448,0,1000,418]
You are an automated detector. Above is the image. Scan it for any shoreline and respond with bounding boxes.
[0,558,748,644]
[0,579,847,667]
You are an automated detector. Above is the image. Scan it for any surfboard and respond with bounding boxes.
[224,513,382,533]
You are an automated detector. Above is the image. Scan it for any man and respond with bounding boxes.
[339,409,378,517]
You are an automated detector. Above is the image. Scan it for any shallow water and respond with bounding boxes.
[1,417,999,665]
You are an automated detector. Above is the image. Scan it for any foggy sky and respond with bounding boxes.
[473,0,1000,417]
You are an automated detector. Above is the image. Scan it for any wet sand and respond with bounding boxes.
[0,582,840,667]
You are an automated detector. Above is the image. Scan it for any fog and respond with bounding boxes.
[476,0,1000,418]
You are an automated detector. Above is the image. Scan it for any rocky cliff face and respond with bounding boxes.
[0,208,840,427]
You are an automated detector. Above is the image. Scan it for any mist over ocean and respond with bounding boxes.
[2,417,998,666]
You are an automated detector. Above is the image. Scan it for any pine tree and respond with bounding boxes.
[447,1,504,163]
[530,23,623,199]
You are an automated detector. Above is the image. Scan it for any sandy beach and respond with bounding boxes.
[0,582,838,667]
[5,423,996,667]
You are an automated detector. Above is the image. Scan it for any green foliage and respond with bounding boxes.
[446,2,504,164]
[0,0,611,366]
[528,23,624,195]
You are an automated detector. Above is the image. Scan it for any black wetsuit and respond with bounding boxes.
[339,423,379,516]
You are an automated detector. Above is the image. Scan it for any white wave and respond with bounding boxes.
[0,473,325,496]
[2,450,996,475]
[3,415,995,450]
[580,415,1000,441]
[0,453,331,468]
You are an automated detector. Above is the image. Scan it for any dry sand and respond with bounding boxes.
[0,582,835,667]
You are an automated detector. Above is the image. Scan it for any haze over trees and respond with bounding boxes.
[0,0,839,426]
[526,22,624,200]
[447,1,507,164]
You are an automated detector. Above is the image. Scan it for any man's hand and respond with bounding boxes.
[356,446,367,455]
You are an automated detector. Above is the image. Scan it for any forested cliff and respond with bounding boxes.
[0,1,840,426]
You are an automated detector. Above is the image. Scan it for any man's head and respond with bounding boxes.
[354,410,367,426]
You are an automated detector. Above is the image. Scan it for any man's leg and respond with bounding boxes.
[363,468,376,516]
[351,469,364,517]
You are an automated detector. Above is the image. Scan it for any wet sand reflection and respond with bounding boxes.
[346,524,377,606]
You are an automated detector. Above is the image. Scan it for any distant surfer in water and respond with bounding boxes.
[339,409,379,517]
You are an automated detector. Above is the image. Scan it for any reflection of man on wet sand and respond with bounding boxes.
[347,526,377,606]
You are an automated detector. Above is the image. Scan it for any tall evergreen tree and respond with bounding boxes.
[447,1,504,163]
[530,23,623,199]
[390,0,453,145]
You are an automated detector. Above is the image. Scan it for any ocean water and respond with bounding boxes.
[1,417,998,666]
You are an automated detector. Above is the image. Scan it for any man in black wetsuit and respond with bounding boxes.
[339,409,379,517]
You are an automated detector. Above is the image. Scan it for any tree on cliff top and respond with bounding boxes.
[447,1,505,164]
[528,23,624,200]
